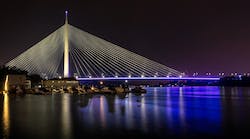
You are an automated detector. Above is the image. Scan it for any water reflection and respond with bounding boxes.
[78,94,93,108]
[61,94,72,139]
[75,87,223,136]
[100,96,106,129]
[140,93,147,132]
[2,93,10,139]
[166,87,173,130]
[4,87,250,138]
[125,93,134,129]
[179,87,186,134]
[105,95,115,113]
[153,88,159,133]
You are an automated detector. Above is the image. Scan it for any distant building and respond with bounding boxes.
[5,74,27,92]
[42,78,79,89]
[25,80,31,89]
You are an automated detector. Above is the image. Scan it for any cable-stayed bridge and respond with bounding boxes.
[5,12,219,81]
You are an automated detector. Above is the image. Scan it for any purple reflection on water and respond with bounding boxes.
[3,86,250,138]
[76,86,222,137]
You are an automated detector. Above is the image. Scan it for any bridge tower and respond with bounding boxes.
[64,11,69,78]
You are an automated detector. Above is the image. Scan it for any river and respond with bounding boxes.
[1,86,250,139]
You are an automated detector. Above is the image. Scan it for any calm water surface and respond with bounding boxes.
[1,86,250,139]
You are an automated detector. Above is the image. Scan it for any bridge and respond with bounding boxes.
[76,77,220,81]
[5,11,219,81]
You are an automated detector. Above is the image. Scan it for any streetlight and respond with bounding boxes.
[101,73,105,78]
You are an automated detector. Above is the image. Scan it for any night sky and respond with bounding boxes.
[0,0,250,76]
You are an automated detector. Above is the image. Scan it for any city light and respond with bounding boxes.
[4,75,8,92]
[154,72,158,77]
[193,72,198,76]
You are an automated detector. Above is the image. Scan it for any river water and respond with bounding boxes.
[1,86,250,139]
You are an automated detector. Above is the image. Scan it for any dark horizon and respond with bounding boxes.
[1,0,250,75]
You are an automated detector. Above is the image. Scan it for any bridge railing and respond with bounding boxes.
[76,76,220,81]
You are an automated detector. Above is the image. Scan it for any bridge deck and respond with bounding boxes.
[76,77,220,81]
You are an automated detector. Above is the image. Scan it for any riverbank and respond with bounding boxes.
[1,85,148,96]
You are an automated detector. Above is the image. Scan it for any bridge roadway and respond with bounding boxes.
[76,77,220,81]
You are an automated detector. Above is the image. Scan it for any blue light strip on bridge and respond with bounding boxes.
[76,77,220,81]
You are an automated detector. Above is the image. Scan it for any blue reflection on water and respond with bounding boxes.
[76,86,222,137]
[3,86,242,138]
